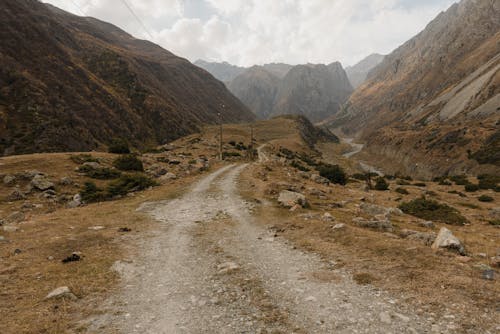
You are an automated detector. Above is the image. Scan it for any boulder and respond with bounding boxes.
[7,188,26,201]
[353,217,393,231]
[82,161,101,169]
[431,227,465,255]
[148,164,168,177]
[45,286,77,300]
[31,175,54,191]
[360,203,402,217]
[3,175,16,185]
[159,172,177,183]
[4,211,25,224]
[278,190,307,208]
[67,194,82,208]
[310,174,329,185]
[322,212,334,222]
[59,177,74,186]
[400,229,436,246]
[418,221,435,228]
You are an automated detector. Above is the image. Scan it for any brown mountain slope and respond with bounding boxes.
[328,0,500,178]
[0,0,254,156]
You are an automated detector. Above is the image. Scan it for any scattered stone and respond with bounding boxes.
[330,201,347,208]
[217,262,240,274]
[3,175,16,185]
[5,211,25,224]
[47,256,54,261]
[418,221,435,228]
[489,207,500,220]
[322,212,334,222]
[482,269,494,280]
[278,190,307,208]
[45,286,77,300]
[353,217,393,232]
[59,177,74,186]
[148,164,168,177]
[159,172,177,183]
[456,256,472,263]
[305,296,317,302]
[31,175,55,191]
[62,252,81,263]
[82,161,101,169]
[310,174,329,185]
[118,227,132,232]
[42,189,57,199]
[289,204,302,212]
[360,203,401,217]
[3,225,19,232]
[394,313,410,323]
[379,311,392,324]
[332,223,346,230]
[67,194,82,208]
[0,236,6,242]
[88,226,105,230]
[400,229,436,246]
[7,188,26,201]
[492,255,500,268]
[431,227,465,255]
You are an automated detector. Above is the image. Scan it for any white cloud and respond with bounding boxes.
[43,0,457,66]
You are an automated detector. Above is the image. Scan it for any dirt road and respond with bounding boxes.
[94,163,442,333]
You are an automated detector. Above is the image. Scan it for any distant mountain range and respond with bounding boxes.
[197,60,353,122]
[345,54,385,88]
[0,0,254,156]
[328,0,500,178]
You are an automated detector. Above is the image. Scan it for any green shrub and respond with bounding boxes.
[80,182,107,203]
[113,154,144,171]
[396,179,411,186]
[413,182,427,187]
[235,142,247,151]
[108,139,130,154]
[107,174,157,197]
[297,153,317,167]
[222,151,241,159]
[228,140,236,146]
[317,164,347,185]
[477,174,500,191]
[448,190,467,197]
[489,220,500,226]
[70,154,99,164]
[374,177,389,191]
[395,187,409,195]
[352,173,367,181]
[399,197,468,225]
[478,195,494,202]
[278,147,295,159]
[78,165,121,180]
[464,184,479,192]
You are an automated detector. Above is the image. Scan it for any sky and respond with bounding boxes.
[43,0,457,67]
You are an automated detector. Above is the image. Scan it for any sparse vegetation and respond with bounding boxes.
[395,187,409,195]
[316,163,347,185]
[489,220,500,226]
[108,139,131,154]
[80,182,107,203]
[77,165,121,179]
[70,154,99,164]
[413,182,426,187]
[464,183,479,192]
[396,179,411,185]
[449,175,469,186]
[448,190,467,197]
[374,177,389,191]
[477,174,500,191]
[291,160,310,172]
[113,154,144,171]
[399,197,468,225]
[478,195,494,202]
[107,174,157,197]
[222,151,242,159]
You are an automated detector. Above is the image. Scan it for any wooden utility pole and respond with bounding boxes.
[219,107,223,160]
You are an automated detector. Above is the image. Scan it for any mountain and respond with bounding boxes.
[0,0,254,156]
[193,60,246,83]
[345,53,385,88]
[328,0,500,178]
[271,62,353,122]
[228,66,281,119]
[260,63,293,79]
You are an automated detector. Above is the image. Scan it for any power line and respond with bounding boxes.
[119,0,154,40]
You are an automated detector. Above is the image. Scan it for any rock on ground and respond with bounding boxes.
[45,286,77,300]
[431,227,465,255]
[31,175,55,191]
[278,190,307,208]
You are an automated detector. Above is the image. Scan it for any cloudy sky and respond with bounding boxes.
[43,0,457,67]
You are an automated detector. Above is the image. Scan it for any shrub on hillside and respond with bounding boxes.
[449,175,469,186]
[478,195,494,202]
[413,182,427,187]
[80,182,107,203]
[374,177,389,191]
[107,174,157,197]
[108,139,130,154]
[399,197,468,226]
[477,174,500,191]
[70,154,99,164]
[291,160,310,172]
[113,154,144,171]
[317,164,347,185]
[78,165,121,179]
[395,187,409,195]
[464,183,479,192]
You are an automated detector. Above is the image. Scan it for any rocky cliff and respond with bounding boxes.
[345,54,385,88]
[193,60,246,83]
[0,0,254,155]
[328,0,500,178]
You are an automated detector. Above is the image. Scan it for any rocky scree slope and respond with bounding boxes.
[328,0,500,178]
[0,0,254,156]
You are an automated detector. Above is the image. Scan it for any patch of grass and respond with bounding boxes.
[113,154,144,171]
[353,272,376,285]
[78,165,121,180]
[395,187,409,195]
[316,163,347,185]
[413,182,427,187]
[478,195,494,203]
[399,197,469,226]
[70,154,99,164]
[489,220,500,226]
[374,177,389,191]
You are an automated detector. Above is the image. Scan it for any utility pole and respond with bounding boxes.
[219,106,224,161]
[249,123,255,160]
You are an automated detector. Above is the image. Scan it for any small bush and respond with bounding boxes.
[317,164,347,185]
[478,195,494,202]
[374,177,389,191]
[278,147,295,159]
[108,139,130,154]
[298,153,317,167]
[113,155,144,171]
[449,175,469,186]
[448,190,467,197]
[228,140,236,146]
[78,165,121,179]
[222,151,241,159]
[291,160,310,172]
[413,182,427,187]
[489,220,500,226]
[80,182,107,203]
[439,180,452,186]
[352,173,367,181]
[477,174,500,191]
[396,179,411,186]
[107,174,157,197]
[395,187,409,195]
[70,154,98,164]
[399,197,468,226]
[235,142,247,151]
[464,183,479,192]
